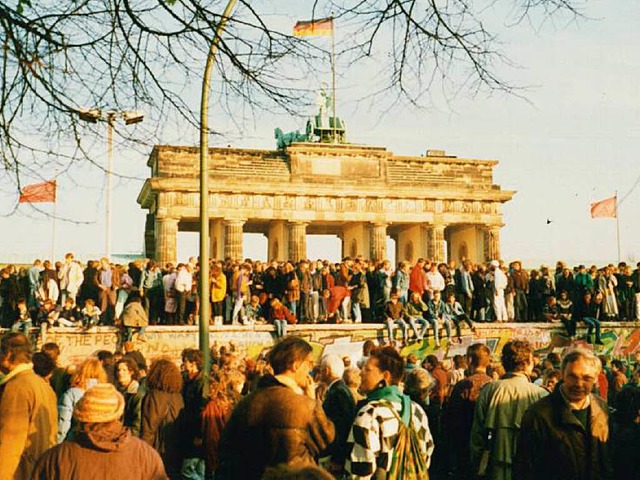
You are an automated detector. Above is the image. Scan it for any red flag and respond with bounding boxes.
[590,196,616,218]
[19,180,57,203]
[293,18,333,37]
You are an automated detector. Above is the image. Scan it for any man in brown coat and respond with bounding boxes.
[513,348,614,480]
[32,382,168,479]
[217,336,335,479]
[0,332,57,480]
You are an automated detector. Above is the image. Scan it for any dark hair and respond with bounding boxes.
[453,354,468,369]
[0,332,33,364]
[611,359,625,371]
[116,356,139,379]
[41,342,61,362]
[267,336,313,375]
[546,352,561,367]
[467,344,492,369]
[370,346,405,385]
[424,354,439,368]
[181,348,204,372]
[97,350,114,364]
[32,351,56,378]
[362,339,376,356]
[146,358,183,393]
[501,340,533,373]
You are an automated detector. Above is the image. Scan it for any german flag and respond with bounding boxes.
[293,17,333,37]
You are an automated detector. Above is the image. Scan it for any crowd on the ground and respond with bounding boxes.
[1,332,639,480]
[2,254,640,347]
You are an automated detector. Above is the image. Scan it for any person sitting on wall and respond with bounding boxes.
[443,291,476,344]
[269,298,296,339]
[383,289,408,346]
[426,290,450,347]
[81,298,101,333]
[11,298,32,334]
[404,292,429,343]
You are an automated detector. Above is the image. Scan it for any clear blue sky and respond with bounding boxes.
[2,0,639,267]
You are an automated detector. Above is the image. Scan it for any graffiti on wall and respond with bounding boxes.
[43,323,640,366]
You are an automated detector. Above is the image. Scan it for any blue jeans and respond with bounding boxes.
[582,317,601,342]
[125,326,146,342]
[288,300,298,319]
[386,318,408,342]
[11,320,32,333]
[427,316,452,343]
[274,319,287,337]
[181,458,205,480]
[352,302,362,323]
[408,316,428,340]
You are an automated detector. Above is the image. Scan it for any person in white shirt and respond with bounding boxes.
[426,263,445,300]
[58,253,84,303]
[174,264,192,325]
[489,260,508,321]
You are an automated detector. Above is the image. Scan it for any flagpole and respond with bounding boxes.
[615,192,621,263]
[51,188,57,262]
[330,17,337,144]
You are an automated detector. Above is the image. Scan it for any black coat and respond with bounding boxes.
[513,387,613,480]
[322,379,356,466]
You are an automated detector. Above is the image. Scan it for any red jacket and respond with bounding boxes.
[409,265,426,295]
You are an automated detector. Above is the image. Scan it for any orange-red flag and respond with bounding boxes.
[19,180,57,203]
[293,18,333,37]
[590,196,616,218]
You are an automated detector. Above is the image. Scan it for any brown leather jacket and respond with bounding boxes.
[217,375,335,479]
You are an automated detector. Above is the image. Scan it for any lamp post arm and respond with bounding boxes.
[199,0,238,389]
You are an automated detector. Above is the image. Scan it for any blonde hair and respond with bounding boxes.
[70,358,107,389]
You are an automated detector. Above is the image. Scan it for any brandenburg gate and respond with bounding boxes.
[137,142,514,264]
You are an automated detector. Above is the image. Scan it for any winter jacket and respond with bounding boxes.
[32,421,168,480]
[217,374,335,480]
[470,373,548,480]
[121,301,148,328]
[141,389,184,477]
[513,387,613,480]
[0,364,58,480]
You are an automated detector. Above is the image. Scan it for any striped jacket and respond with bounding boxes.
[345,399,434,479]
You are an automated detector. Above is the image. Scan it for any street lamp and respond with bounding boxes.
[77,108,144,258]
[199,0,238,390]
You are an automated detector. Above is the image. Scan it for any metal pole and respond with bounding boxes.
[106,113,114,258]
[199,0,238,390]
[331,18,337,144]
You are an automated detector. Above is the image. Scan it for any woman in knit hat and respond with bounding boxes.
[32,383,168,479]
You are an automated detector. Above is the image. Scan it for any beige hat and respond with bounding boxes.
[74,383,125,424]
[490,260,500,267]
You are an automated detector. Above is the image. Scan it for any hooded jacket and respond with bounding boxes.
[32,421,168,480]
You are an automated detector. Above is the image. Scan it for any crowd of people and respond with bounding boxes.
[1,254,640,346]
[1,330,639,480]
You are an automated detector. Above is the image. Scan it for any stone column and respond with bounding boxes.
[487,226,501,261]
[155,216,179,266]
[224,219,245,261]
[370,223,388,262]
[144,214,156,259]
[426,224,446,263]
[288,222,308,262]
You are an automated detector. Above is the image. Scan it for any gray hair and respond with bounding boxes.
[404,368,435,397]
[561,348,601,374]
[321,354,345,380]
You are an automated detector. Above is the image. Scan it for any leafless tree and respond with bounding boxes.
[0,0,584,217]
